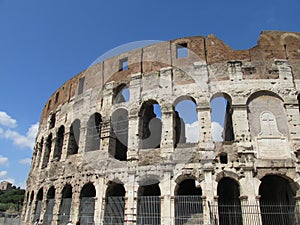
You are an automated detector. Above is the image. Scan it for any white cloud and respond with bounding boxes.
[19,158,31,165]
[0,111,17,128]
[185,121,199,143]
[0,128,3,134]
[2,122,39,149]
[0,155,8,166]
[0,171,7,178]
[212,122,223,142]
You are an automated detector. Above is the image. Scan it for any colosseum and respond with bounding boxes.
[22,30,300,225]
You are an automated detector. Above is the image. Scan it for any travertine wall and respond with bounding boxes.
[23,31,300,225]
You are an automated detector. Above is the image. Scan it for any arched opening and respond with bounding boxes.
[210,94,234,142]
[41,134,52,168]
[137,181,161,225]
[110,109,128,160]
[139,100,162,149]
[67,119,80,155]
[217,177,242,225]
[174,97,198,146]
[26,191,34,223]
[113,84,130,104]
[79,182,96,225]
[54,126,64,161]
[85,113,102,152]
[259,175,296,225]
[49,113,56,129]
[35,138,43,169]
[219,152,228,164]
[33,188,43,222]
[175,179,203,225]
[103,182,125,225]
[59,184,72,225]
[44,187,55,225]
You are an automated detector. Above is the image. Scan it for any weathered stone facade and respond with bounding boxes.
[22,31,300,225]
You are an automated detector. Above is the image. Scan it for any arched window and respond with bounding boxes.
[137,181,161,225]
[79,183,96,225]
[110,109,128,160]
[174,97,198,146]
[59,184,72,224]
[54,126,64,160]
[67,119,80,155]
[42,134,52,168]
[113,84,130,104]
[175,179,202,225]
[211,94,234,142]
[49,113,56,129]
[33,188,43,222]
[103,182,125,225]
[85,113,102,152]
[217,178,242,225]
[259,175,296,225]
[139,100,162,149]
[26,191,34,223]
[44,187,55,225]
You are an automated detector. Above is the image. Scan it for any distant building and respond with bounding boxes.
[0,181,12,191]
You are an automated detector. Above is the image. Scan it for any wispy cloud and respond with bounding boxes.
[0,111,17,128]
[0,155,9,166]
[1,122,39,150]
[185,121,199,143]
[19,158,31,165]
[212,121,223,142]
[0,170,7,178]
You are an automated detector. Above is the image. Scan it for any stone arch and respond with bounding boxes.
[110,108,128,160]
[54,125,64,160]
[44,186,55,225]
[67,119,80,155]
[139,99,162,149]
[173,95,198,145]
[58,184,73,224]
[137,179,161,225]
[103,181,126,225]
[217,177,242,225]
[42,133,52,168]
[113,83,130,104]
[79,182,96,225]
[215,170,240,183]
[246,90,284,105]
[259,175,296,225]
[210,92,234,141]
[33,188,43,222]
[85,113,102,152]
[174,178,203,225]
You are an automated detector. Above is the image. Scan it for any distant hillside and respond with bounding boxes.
[0,187,25,213]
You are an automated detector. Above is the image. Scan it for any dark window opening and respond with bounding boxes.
[78,77,85,95]
[49,113,56,129]
[79,183,96,225]
[33,188,43,223]
[175,179,202,225]
[59,184,72,225]
[55,92,59,103]
[85,113,102,152]
[113,84,130,104]
[259,175,295,225]
[217,178,242,225]
[54,126,64,160]
[139,101,162,149]
[137,182,161,225]
[41,134,52,168]
[67,119,80,155]
[298,94,300,112]
[103,182,125,225]
[110,109,128,161]
[119,57,128,71]
[176,43,188,58]
[220,152,228,164]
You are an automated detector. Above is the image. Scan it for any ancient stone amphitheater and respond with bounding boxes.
[22,31,300,225]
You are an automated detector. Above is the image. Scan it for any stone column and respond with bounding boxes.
[70,190,80,224]
[276,59,294,88]
[124,170,137,225]
[160,103,174,155]
[201,168,215,224]
[197,101,214,150]
[160,167,173,225]
[51,190,62,225]
[127,109,139,161]
[100,117,111,159]
[94,178,105,225]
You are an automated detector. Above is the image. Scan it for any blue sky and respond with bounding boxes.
[0,0,299,188]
